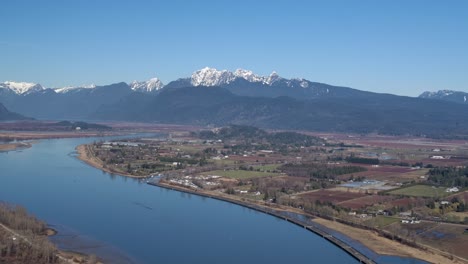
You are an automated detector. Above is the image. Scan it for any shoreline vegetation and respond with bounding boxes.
[0,203,100,264]
[75,143,465,264]
[76,145,143,178]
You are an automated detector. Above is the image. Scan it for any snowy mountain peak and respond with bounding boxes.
[191,67,287,87]
[191,67,235,86]
[54,84,96,93]
[130,77,164,93]
[0,81,44,95]
[233,69,263,83]
[264,71,281,85]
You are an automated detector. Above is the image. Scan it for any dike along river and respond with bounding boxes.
[0,136,425,264]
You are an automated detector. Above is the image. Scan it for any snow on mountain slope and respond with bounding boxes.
[129,78,164,93]
[54,84,97,93]
[190,67,309,88]
[191,67,236,86]
[419,89,468,104]
[0,81,44,94]
[419,90,456,98]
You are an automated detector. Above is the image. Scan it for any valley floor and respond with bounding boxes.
[6,124,461,264]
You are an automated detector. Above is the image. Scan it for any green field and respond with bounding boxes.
[253,164,280,171]
[388,185,448,198]
[201,169,280,179]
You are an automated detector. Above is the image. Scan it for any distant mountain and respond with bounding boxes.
[0,82,134,119]
[0,81,45,95]
[129,78,164,93]
[419,90,468,104]
[53,84,97,94]
[0,102,30,121]
[164,67,371,99]
[3,69,468,138]
[93,86,468,137]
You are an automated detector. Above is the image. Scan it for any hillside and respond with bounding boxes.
[2,68,468,137]
[0,102,30,121]
[93,86,468,137]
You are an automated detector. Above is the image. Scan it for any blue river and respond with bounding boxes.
[0,136,427,264]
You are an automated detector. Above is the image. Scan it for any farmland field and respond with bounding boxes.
[366,216,400,228]
[300,189,366,204]
[338,195,394,209]
[388,185,448,198]
[253,164,280,171]
[417,223,468,260]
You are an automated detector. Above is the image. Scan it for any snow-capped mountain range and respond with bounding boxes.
[2,68,465,104]
[0,67,310,95]
[0,78,164,95]
[190,67,308,88]
[129,78,164,93]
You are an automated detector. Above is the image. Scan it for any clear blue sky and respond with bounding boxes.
[1,0,467,96]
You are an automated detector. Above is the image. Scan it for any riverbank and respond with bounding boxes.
[0,131,117,141]
[152,181,466,264]
[76,144,145,179]
[312,218,463,264]
[0,212,100,264]
[0,141,33,152]
[152,181,375,263]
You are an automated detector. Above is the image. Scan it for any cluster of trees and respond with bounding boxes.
[427,167,468,187]
[345,155,379,165]
[197,125,324,147]
[0,204,46,234]
[266,132,324,147]
[0,203,59,264]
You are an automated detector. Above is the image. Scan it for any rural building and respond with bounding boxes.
[446,187,459,193]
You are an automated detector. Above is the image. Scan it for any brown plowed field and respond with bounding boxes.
[299,189,366,204]
[338,195,394,209]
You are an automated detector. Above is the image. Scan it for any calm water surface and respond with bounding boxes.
[0,137,425,264]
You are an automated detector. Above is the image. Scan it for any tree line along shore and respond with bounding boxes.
[0,202,100,264]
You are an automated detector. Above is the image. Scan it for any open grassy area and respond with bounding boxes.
[388,185,449,198]
[212,159,238,166]
[366,216,400,228]
[201,169,280,179]
[253,164,280,171]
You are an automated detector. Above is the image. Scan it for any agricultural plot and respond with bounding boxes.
[417,223,468,260]
[300,189,366,204]
[447,190,468,202]
[253,164,280,171]
[366,216,400,228]
[200,169,280,179]
[388,185,449,198]
[337,166,426,184]
[338,195,394,210]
